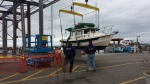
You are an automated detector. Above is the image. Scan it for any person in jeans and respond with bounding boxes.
[63,42,76,73]
[85,41,96,72]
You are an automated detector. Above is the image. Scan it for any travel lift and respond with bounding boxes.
[59,0,98,56]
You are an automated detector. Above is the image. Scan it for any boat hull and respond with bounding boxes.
[61,34,113,50]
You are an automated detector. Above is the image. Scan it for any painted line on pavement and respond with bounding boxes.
[1,65,21,68]
[79,65,86,67]
[100,59,141,63]
[77,62,141,70]
[0,67,50,76]
[72,65,79,72]
[78,59,141,66]
[119,76,144,84]
[5,73,64,84]
[99,62,141,69]
[49,68,62,76]
[0,62,142,84]
[0,73,20,81]
[22,69,45,80]
[0,68,87,84]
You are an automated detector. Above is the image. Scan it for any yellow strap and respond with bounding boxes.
[73,2,99,11]
[59,9,83,17]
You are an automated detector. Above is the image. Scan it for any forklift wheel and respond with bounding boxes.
[35,62,39,68]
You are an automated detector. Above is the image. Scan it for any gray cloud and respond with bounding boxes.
[0,0,150,47]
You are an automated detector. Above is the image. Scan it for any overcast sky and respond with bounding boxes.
[0,0,150,47]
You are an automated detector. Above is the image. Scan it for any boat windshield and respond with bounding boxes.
[71,32,75,36]
[91,30,96,33]
[84,30,90,34]
[77,31,82,36]
[84,29,97,34]
[71,31,82,36]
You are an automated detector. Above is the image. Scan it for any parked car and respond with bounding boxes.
[122,46,134,53]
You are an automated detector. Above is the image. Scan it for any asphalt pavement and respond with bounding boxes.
[0,51,150,84]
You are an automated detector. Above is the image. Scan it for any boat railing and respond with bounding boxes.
[99,25,114,34]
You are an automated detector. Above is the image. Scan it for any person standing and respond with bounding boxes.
[63,42,76,73]
[85,41,96,72]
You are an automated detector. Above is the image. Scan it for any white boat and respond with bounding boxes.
[60,23,118,50]
[59,2,118,50]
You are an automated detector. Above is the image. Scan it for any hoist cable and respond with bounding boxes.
[59,12,64,46]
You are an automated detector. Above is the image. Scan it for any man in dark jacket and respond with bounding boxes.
[63,42,76,73]
[85,41,96,72]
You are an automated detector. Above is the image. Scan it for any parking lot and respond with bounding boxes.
[0,52,149,84]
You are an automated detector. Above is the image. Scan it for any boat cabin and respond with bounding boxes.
[71,28,100,37]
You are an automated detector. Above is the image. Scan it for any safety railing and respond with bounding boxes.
[99,25,114,34]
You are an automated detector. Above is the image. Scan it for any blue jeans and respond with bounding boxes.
[86,54,96,70]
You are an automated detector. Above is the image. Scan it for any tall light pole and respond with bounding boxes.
[137,36,140,43]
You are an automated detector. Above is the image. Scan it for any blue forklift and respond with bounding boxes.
[25,34,54,68]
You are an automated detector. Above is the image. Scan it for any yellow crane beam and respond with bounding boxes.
[59,9,83,17]
[73,2,99,11]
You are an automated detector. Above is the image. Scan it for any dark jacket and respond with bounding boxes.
[63,44,76,57]
[85,44,96,54]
